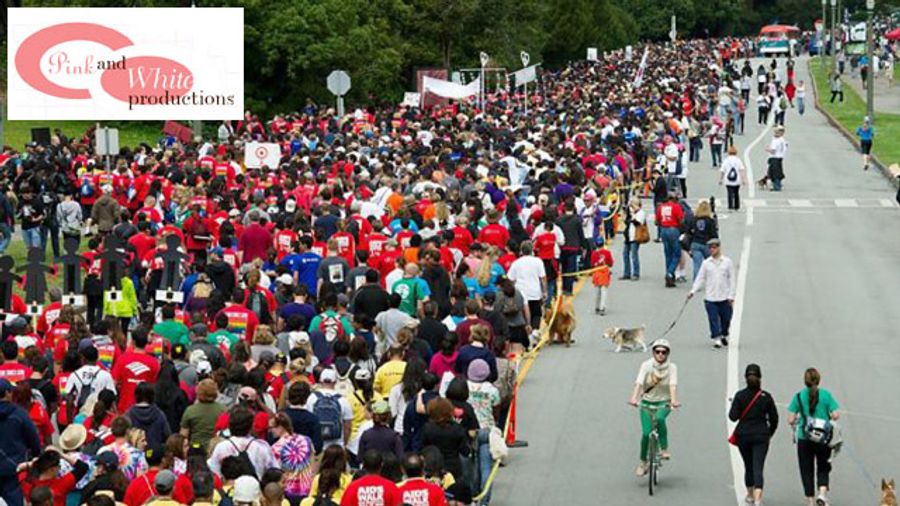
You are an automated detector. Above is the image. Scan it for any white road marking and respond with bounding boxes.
[880,199,898,208]
[742,123,771,200]
[834,199,859,207]
[746,206,754,226]
[746,199,766,207]
[788,199,813,207]
[727,233,753,505]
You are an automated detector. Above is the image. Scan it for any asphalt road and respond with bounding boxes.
[491,56,900,506]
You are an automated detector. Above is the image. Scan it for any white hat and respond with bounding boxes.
[320,368,338,383]
[233,476,261,503]
[288,331,310,349]
[277,273,294,285]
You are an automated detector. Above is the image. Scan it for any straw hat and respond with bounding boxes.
[60,424,87,452]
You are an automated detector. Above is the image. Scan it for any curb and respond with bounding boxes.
[807,60,899,190]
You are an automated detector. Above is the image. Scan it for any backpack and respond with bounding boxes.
[79,178,94,198]
[60,205,83,236]
[227,438,258,477]
[312,391,343,441]
[216,487,234,506]
[779,96,788,110]
[726,165,739,183]
[333,367,355,400]
[74,369,98,415]
[317,313,347,343]
[500,294,519,316]
[247,290,272,324]
[796,392,833,445]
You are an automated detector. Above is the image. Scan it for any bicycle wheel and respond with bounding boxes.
[648,434,657,496]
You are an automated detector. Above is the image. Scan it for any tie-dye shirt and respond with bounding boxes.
[97,441,148,480]
[272,434,315,498]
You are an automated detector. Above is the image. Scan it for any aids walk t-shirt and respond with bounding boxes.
[340,474,401,506]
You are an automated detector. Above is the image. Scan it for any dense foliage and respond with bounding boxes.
[7,0,899,115]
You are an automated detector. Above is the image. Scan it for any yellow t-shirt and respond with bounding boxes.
[307,472,353,502]
[373,360,406,398]
[349,390,384,439]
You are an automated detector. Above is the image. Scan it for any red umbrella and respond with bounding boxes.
[886,27,900,41]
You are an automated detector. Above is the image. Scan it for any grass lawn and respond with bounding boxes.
[4,234,87,298]
[810,58,900,168]
[2,120,167,150]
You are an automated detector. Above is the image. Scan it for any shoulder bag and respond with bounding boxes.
[728,390,763,445]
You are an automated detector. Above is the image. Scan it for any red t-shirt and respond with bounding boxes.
[590,248,614,268]
[332,231,356,267]
[533,231,559,260]
[340,474,402,506]
[124,468,159,506]
[20,470,77,506]
[128,232,157,263]
[111,350,161,412]
[397,478,447,506]
[0,362,33,383]
[274,229,299,261]
[450,226,474,255]
[655,201,684,229]
[239,224,273,263]
[395,230,414,250]
[363,233,388,257]
[477,223,510,249]
[36,301,62,335]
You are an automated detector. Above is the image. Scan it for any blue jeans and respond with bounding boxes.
[0,224,11,254]
[623,241,640,278]
[21,227,42,250]
[711,143,723,167]
[690,242,710,280]
[704,300,733,339]
[560,250,579,295]
[797,97,805,115]
[660,227,681,278]
[477,428,493,504]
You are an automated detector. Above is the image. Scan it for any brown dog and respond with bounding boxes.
[882,479,897,506]
[544,297,576,347]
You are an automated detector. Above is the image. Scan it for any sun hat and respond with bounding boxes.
[233,476,261,503]
[59,424,87,451]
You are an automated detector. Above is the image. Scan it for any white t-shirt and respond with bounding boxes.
[635,359,678,403]
[506,255,546,301]
[65,364,117,400]
[720,156,744,187]
[208,436,278,478]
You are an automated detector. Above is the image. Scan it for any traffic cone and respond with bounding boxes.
[505,387,528,448]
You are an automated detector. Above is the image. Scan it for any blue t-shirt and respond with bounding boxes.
[280,253,305,274]
[296,252,322,296]
[856,126,874,142]
[389,219,419,234]
[788,387,839,440]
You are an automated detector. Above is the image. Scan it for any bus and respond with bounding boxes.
[758,24,801,57]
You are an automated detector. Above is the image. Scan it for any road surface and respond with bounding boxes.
[491,56,900,506]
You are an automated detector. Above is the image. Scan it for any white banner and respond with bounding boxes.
[401,92,421,107]
[244,142,281,169]
[632,47,649,89]
[422,76,480,100]
[625,45,633,62]
[587,47,598,61]
[510,65,537,86]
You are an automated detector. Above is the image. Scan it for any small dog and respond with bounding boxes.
[602,326,648,353]
[756,175,769,190]
[882,478,897,506]
[544,297,576,347]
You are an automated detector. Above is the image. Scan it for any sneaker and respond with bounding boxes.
[675,275,687,283]
[632,276,640,281]
[654,238,662,243]
[815,495,829,506]
[594,307,601,314]
[660,450,671,460]
[635,461,648,476]
[599,308,606,316]
[712,338,723,349]
[619,275,631,280]
[744,497,754,505]
[721,337,729,346]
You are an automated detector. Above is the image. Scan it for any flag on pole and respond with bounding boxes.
[632,47,649,89]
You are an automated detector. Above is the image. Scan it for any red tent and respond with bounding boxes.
[759,25,801,35]
[886,27,900,41]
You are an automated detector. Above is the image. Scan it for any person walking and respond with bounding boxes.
[855,116,875,171]
[765,126,788,191]
[686,201,718,280]
[0,379,42,506]
[829,74,843,103]
[655,192,684,288]
[787,368,840,506]
[687,238,735,349]
[620,198,646,281]
[628,339,679,477]
[719,146,748,210]
[728,364,779,506]
[796,80,806,115]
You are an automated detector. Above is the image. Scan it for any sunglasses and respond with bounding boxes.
[653,349,669,356]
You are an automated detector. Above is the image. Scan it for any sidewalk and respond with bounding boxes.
[840,67,900,114]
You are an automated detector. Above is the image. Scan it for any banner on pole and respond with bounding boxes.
[632,47,650,89]
[510,65,537,87]
[625,45,633,62]
[244,142,281,169]
[587,47,598,61]
[422,76,480,100]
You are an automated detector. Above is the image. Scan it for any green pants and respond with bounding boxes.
[640,400,671,461]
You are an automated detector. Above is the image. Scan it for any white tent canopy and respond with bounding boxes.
[422,76,481,100]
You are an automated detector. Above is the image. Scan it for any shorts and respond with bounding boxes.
[860,139,872,155]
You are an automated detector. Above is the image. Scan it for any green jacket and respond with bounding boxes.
[103,277,139,318]
[153,320,191,347]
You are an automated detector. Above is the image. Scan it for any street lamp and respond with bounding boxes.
[830,0,837,77]
[866,0,875,122]
[821,0,827,68]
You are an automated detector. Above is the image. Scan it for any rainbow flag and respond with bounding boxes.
[148,334,165,359]
[228,311,248,336]
[97,342,115,370]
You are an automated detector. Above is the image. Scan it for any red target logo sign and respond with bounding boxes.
[255,145,269,160]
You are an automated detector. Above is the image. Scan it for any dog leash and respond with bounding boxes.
[657,297,690,340]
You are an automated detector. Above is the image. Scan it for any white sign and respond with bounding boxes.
[422,76,480,100]
[401,92,421,107]
[327,70,351,96]
[510,65,537,86]
[587,48,598,61]
[95,127,119,155]
[245,142,281,169]
[669,15,677,42]
[480,52,490,67]
[625,45,633,62]
[7,8,243,120]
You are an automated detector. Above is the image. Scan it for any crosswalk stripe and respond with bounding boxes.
[746,199,766,207]
[880,199,898,208]
[788,199,813,207]
[834,199,859,207]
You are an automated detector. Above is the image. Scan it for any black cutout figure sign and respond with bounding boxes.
[61,237,87,296]
[157,234,190,293]
[101,235,126,293]
[17,248,51,306]
[0,256,21,313]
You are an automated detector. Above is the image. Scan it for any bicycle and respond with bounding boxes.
[642,403,665,496]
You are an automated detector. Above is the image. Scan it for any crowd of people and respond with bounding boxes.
[0,32,841,506]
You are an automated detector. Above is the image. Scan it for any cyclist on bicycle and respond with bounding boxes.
[628,339,681,476]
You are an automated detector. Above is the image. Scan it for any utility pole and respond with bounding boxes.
[830,0,837,78]
[866,0,875,121]
[821,0,827,69]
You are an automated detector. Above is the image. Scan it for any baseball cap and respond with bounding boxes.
[95,451,119,470]
[371,399,390,415]
[707,238,721,247]
[277,274,294,285]
[233,476,261,503]
[320,368,338,383]
[237,386,258,403]
[745,364,762,378]
[209,247,225,257]
[155,470,177,494]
